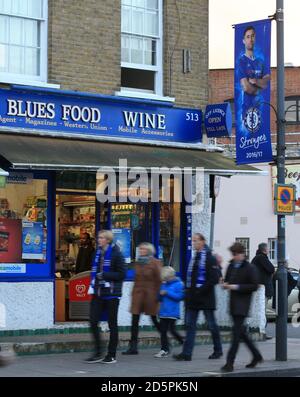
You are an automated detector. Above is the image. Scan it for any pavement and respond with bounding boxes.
[1,338,300,377]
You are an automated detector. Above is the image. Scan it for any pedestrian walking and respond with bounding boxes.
[221,242,263,373]
[154,266,184,358]
[251,243,275,339]
[86,230,126,364]
[122,242,162,355]
[173,233,223,361]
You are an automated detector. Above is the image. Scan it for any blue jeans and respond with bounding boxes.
[182,309,222,357]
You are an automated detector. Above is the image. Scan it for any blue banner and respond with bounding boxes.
[235,19,273,164]
[204,103,232,138]
[0,88,202,144]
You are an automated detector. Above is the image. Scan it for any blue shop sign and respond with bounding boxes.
[0,87,202,143]
[204,103,232,138]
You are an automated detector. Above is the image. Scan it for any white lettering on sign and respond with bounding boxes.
[61,105,101,123]
[7,99,55,119]
[123,111,166,130]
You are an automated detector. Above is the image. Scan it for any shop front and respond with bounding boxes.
[0,86,256,330]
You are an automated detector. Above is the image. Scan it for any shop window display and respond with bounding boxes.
[0,177,47,264]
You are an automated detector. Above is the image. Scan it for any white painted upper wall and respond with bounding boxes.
[214,165,300,270]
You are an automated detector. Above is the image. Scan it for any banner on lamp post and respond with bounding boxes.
[234,19,273,164]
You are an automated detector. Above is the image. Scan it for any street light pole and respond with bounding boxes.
[276,0,288,361]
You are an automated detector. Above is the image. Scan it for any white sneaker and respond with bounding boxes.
[154,350,169,358]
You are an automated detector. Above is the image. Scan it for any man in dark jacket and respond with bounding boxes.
[221,242,263,373]
[251,243,275,339]
[173,233,222,361]
[75,233,95,274]
[86,230,126,364]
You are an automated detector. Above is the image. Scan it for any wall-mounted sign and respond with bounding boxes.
[0,88,202,144]
[274,184,296,215]
[204,103,232,138]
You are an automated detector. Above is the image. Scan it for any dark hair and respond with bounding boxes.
[229,242,245,255]
[258,243,268,252]
[193,233,206,242]
[83,232,91,240]
[243,25,255,38]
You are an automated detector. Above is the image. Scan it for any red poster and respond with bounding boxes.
[69,274,92,302]
[0,219,22,263]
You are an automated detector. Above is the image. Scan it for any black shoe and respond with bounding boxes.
[209,352,223,359]
[122,348,138,355]
[84,354,103,364]
[101,355,117,364]
[173,353,192,361]
[245,355,263,368]
[221,363,234,373]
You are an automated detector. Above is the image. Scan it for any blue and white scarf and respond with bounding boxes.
[89,244,112,294]
[186,248,207,288]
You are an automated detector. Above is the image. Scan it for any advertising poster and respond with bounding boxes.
[22,221,44,260]
[235,19,273,164]
[272,165,300,211]
[112,228,131,264]
[0,219,22,263]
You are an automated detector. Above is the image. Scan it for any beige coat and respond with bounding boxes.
[130,258,162,316]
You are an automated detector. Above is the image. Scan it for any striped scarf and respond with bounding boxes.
[89,244,112,294]
[186,247,207,288]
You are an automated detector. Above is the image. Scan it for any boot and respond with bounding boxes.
[122,340,138,355]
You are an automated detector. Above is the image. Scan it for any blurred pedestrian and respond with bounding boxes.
[251,243,275,339]
[86,230,126,364]
[221,242,263,373]
[75,232,95,274]
[154,266,184,358]
[173,233,222,361]
[122,243,162,355]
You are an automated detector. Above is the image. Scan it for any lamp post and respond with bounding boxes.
[275,0,288,362]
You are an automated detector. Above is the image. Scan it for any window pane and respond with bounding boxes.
[121,5,131,32]
[11,0,21,14]
[145,10,158,36]
[122,0,132,5]
[0,0,12,14]
[132,0,145,8]
[144,38,156,65]
[9,17,23,45]
[0,44,8,72]
[0,16,8,43]
[24,19,39,46]
[285,101,297,122]
[132,8,143,35]
[121,35,130,62]
[121,67,155,91]
[25,47,39,75]
[146,0,158,9]
[130,37,143,63]
[9,45,23,73]
[27,0,43,18]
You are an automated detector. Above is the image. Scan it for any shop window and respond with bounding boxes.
[121,0,163,95]
[285,97,300,124]
[56,195,96,277]
[0,174,48,265]
[0,0,48,84]
[235,237,250,260]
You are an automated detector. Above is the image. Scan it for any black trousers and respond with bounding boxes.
[89,296,120,357]
[130,314,161,343]
[160,318,184,352]
[227,315,261,364]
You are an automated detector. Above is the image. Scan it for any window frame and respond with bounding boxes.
[121,0,163,96]
[268,238,277,263]
[284,96,300,125]
[235,237,250,260]
[0,0,48,85]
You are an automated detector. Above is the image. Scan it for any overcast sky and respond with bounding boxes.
[209,0,300,69]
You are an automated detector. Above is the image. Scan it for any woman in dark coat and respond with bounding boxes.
[221,242,263,373]
[122,242,162,355]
